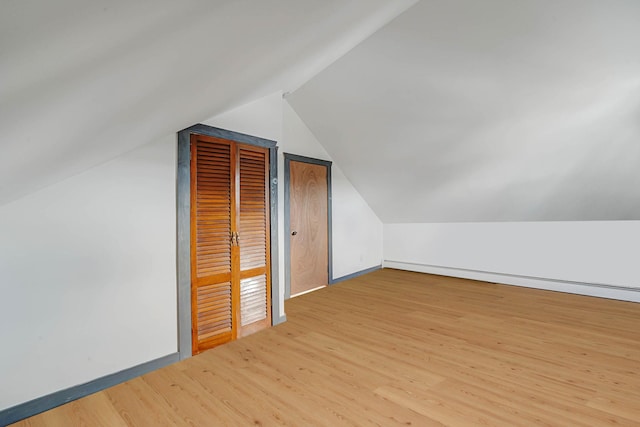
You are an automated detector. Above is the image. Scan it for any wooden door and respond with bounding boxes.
[190,134,271,354]
[289,160,329,296]
[237,146,271,337]
[191,136,235,353]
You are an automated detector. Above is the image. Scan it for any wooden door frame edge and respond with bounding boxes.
[176,124,281,361]
[283,153,333,300]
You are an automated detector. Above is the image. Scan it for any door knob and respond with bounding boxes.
[291,231,297,236]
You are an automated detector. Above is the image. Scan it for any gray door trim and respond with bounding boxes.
[283,153,333,299]
[176,124,280,361]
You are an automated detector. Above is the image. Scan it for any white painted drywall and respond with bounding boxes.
[283,101,383,279]
[203,93,383,318]
[384,222,640,294]
[203,92,284,143]
[0,0,416,207]
[0,137,177,410]
[289,0,640,222]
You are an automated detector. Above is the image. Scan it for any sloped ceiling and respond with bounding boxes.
[0,0,416,206]
[288,0,640,222]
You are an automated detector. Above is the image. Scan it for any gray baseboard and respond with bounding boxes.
[330,265,382,284]
[384,260,640,303]
[0,352,179,426]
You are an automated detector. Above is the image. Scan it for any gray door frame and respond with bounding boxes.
[283,153,333,299]
[176,124,281,360]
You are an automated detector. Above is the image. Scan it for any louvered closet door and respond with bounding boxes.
[190,135,271,354]
[237,145,271,337]
[190,135,236,354]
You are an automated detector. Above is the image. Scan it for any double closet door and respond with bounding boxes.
[190,134,271,355]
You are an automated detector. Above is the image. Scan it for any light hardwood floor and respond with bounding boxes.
[13,269,640,426]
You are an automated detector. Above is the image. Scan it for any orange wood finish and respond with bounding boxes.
[289,160,328,296]
[237,146,271,337]
[190,136,235,353]
[190,135,270,354]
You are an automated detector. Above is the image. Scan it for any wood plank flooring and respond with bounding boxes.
[12,269,640,426]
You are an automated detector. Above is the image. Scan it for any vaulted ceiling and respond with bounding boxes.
[0,0,415,205]
[288,0,640,222]
[3,0,639,222]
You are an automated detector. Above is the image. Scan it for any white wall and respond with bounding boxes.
[0,137,177,410]
[0,91,383,411]
[384,222,640,301]
[288,0,640,224]
[0,0,416,207]
[204,92,383,319]
[283,100,382,279]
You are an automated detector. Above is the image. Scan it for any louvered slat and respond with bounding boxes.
[239,148,267,271]
[191,136,234,354]
[197,281,232,339]
[195,142,231,277]
[240,275,267,326]
[192,137,271,353]
[237,147,271,335]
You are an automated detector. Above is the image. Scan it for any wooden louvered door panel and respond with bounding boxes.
[191,135,237,354]
[237,146,271,337]
[191,135,271,355]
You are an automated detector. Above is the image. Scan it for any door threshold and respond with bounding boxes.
[291,285,327,298]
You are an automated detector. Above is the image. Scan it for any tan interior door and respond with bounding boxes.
[289,160,328,296]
